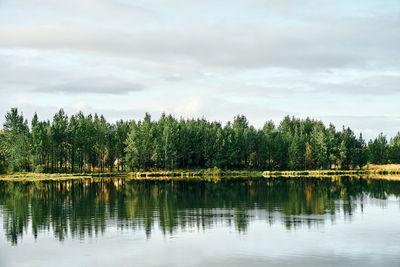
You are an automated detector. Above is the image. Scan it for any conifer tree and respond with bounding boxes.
[3,108,30,171]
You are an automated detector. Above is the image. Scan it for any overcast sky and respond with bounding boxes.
[0,0,399,140]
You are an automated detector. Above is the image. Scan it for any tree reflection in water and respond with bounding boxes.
[1,177,399,245]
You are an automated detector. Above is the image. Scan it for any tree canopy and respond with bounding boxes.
[0,108,398,173]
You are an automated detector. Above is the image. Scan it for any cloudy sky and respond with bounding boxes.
[0,0,399,139]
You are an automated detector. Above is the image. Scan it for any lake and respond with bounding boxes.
[0,176,400,267]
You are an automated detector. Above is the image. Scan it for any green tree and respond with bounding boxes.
[125,113,154,171]
[388,132,400,163]
[51,109,68,172]
[337,127,357,169]
[232,115,249,168]
[368,133,388,164]
[3,108,30,172]
[105,123,117,172]
[31,116,50,172]
[353,134,367,169]
[304,142,314,169]
[288,128,305,170]
[309,123,328,169]
[115,120,130,171]
[67,115,78,172]
[0,131,6,173]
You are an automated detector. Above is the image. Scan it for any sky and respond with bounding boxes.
[0,0,399,140]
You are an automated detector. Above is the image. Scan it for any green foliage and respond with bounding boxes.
[0,108,397,173]
[0,131,6,173]
[34,164,45,173]
[353,134,368,169]
[288,128,305,170]
[125,113,154,171]
[2,108,30,172]
[389,132,400,163]
[368,133,388,164]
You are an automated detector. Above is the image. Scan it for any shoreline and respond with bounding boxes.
[1,168,400,181]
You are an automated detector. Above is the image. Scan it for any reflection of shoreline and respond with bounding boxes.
[3,174,400,182]
[264,175,400,182]
[361,175,400,181]
[2,167,400,182]
[0,177,399,245]
[263,169,400,177]
[0,171,263,182]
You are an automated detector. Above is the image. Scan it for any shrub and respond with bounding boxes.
[34,164,45,173]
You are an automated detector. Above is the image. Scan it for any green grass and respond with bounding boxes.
[2,167,400,182]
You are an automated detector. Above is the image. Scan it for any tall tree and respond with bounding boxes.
[51,109,68,172]
[388,132,400,163]
[368,133,388,164]
[105,123,117,172]
[0,131,6,173]
[31,117,50,172]
[115,120,130,171]
[288,128,305,170]
[3,108,30,171]
[232,115,249,168]
[125,113,154,171]
[353,134,367,169]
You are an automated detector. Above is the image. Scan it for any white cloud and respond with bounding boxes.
[35,77,144,94]
[1,18,399,70]
[0,0,399,139]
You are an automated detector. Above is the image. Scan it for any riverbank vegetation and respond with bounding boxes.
[3,166,400,182]
[1,108,400,174]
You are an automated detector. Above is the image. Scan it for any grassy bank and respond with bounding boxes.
[2,165,400,182]
[128,168,263,179]
[262,164,400,178]
[0,172,127,181]
[0,169,264,181]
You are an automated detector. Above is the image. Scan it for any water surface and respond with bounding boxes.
[0,176,399,266]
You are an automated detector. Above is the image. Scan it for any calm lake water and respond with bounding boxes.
[0,176,400,267]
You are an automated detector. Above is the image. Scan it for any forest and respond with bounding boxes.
[0,107,398,173]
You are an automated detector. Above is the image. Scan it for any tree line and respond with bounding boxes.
[0,108,399,173]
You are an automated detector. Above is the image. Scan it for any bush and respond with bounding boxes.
[34,164,45,173]
[203,166,222,175]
